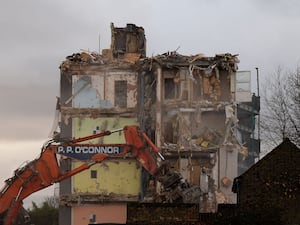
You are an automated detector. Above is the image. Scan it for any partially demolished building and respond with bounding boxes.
[57,23,260,225]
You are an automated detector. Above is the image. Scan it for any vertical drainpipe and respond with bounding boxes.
[232,70,239,176]
[156,65,162,148]
[155,65,163,194]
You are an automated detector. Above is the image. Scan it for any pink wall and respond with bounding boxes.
[73,204,127,225]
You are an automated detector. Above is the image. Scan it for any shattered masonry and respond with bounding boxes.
[58,23,260,224]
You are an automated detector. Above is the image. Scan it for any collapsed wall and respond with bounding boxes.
[139,51,241,211]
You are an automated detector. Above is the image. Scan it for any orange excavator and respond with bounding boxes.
[0,125,201,225]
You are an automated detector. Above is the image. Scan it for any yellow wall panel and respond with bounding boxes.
[71,117,140,195]
[73,117,138,144]
[72,159,141,195]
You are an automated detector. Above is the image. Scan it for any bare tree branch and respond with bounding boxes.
[261,66,300,148]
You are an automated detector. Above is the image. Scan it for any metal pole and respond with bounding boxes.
[110,128,124,133]
[255,67,261,159]
[99,34,101,54]
[255,67,260,96]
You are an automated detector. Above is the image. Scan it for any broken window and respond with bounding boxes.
[89,214,96,223]
[91,170,97,179]
[193,72,202,101]
[115,80,127,108]
[163,119,178,143]
[179,69,189,101]
[165,78,175,99]
[164,78,179,100]
[181,81,189,101]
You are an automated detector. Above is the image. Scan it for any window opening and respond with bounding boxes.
[165,78,177,99]
[115,80,127,108]
[91,170,97,179]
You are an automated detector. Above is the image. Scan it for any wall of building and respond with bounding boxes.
[73,117,138,144]
[218,145,238,203]
[59,58,141,225]
[72,204,127,225]
[69,71,141,198]
[71,72,137,109]
[72,160,141,196]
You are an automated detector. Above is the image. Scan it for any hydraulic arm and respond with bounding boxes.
[0,125,201,225]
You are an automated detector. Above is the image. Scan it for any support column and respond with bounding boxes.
[155,66,162,148]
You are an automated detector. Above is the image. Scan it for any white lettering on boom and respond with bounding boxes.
[60,146,121,154]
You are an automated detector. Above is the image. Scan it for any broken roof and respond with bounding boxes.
[141,51,239,72]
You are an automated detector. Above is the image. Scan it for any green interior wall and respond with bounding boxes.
[73,117,138,144]
[72,160,141,195]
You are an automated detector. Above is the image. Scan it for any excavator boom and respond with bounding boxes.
[0,125,201,225]
[0,125,160,225]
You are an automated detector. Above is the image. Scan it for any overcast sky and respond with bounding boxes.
[1,0,300,205]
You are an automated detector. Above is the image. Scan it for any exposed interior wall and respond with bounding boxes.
[73,75,105,108]
[140,53,240,211]
[106,72,138,108]
[72,160,142,195]
[70,117,141,198]
[110,23,146,59]
[72,72,137,110]
[73,117,138,144]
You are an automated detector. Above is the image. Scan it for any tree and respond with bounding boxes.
[27,196,58,225]
[261,66,300,148]
[286,66,300,143]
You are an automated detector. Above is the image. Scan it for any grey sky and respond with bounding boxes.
[1,0,300,203]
